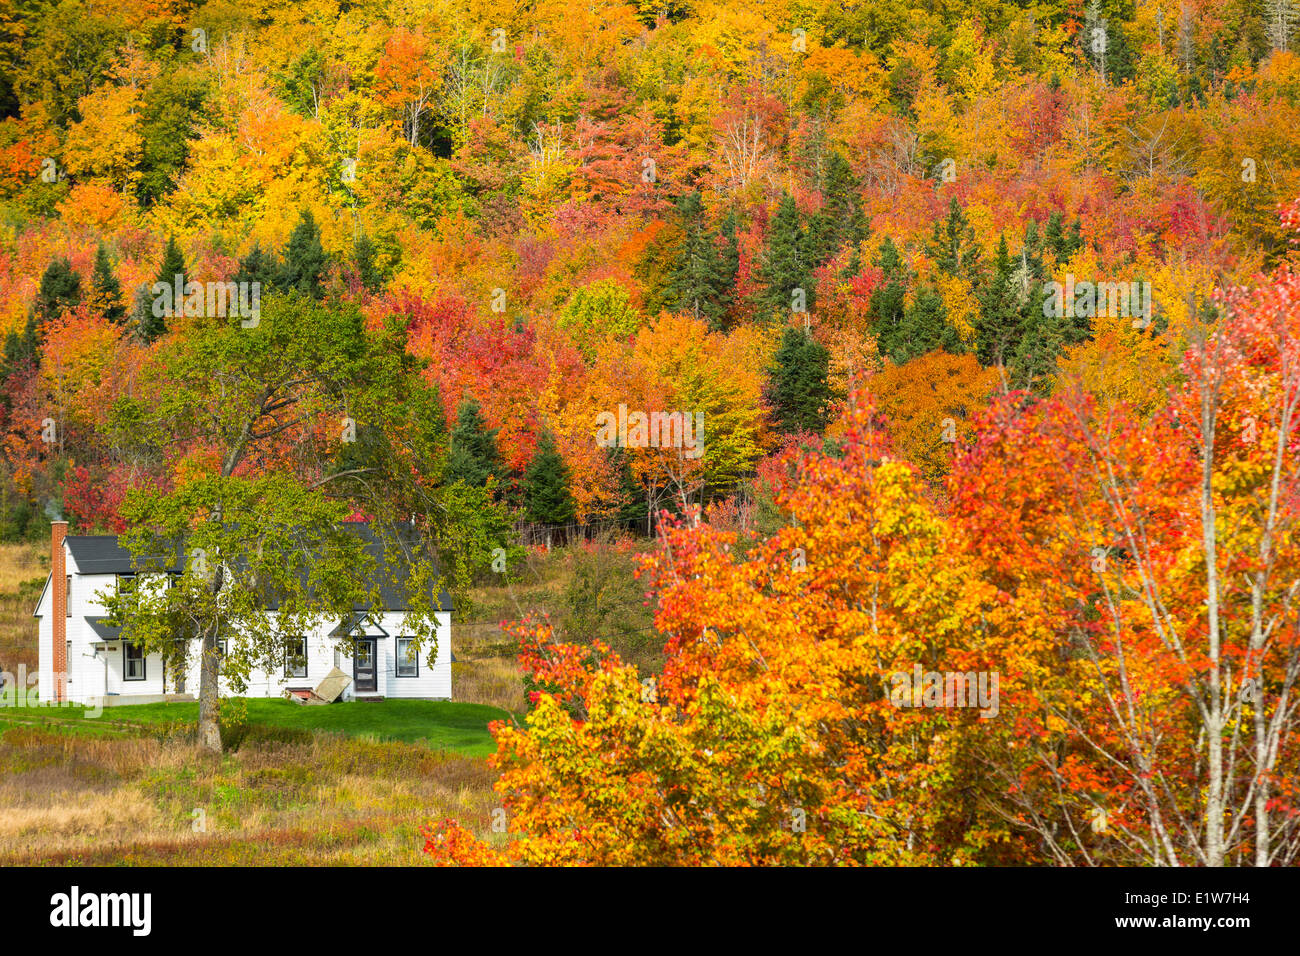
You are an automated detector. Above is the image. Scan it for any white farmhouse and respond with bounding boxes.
[34,520,453,706]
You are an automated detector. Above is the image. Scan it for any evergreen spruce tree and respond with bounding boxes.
[424,381,449,451]
[139,237,186,342]
[280,210,328,298]
[35,257,82,324]
[804,209,832,271]
[1021,219,1045,280]
[868,236,908,355]
[156,235,187,289]
[3,315,38,373]
[770,327,832,434]
[1103,21,1139,85]
[129,286,156,342]
[1044,212,1084,263]
[90,243,126,324]
[523,430,576,525]
[607,445,649,530]
[1011,304,1067,392]
[353,234,384,293]
[447,398,502,488]
[886,285,963,364]
[664,192,732,327]
[762,192,813,318]
[1044,211,1065,259]
[1066,218,1083,258]
[1065,297,1094,344]
[974,235,1025,367]
[808,152,868,266]
[926,197,982,278]
[1044,211,1093,345]
[841,244,863,279]
[233,241,281,291]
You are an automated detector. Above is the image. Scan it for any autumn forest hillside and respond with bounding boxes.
[2,0,1298,534]
[3,0,1300,866]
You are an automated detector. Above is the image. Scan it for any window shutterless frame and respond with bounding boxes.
[396,637,418,677]
[284,637,307,678]
[124,641,146,681]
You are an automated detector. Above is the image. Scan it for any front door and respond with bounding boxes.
[354,638,377,693]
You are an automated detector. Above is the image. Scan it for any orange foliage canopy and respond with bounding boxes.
[424,251,1300,866]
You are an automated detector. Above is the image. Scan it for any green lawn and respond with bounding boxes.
[2,698,513,758]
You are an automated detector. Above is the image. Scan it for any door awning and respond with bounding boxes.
[329,611,389,638]
[85,617,123,642]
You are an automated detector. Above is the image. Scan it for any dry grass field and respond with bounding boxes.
[0,542,46,679]
[0,719,501,864]
[450,535,659,714]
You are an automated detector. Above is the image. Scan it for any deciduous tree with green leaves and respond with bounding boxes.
[103,293,506,752]
[557,279,641,360]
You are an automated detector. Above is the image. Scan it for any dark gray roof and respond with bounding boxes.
[67,536,183,574]
[332,523,454,613]
[64,522,453,613]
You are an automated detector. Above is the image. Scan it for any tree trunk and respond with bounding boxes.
[1201,383,1225,867]
[197,436,248,754]
[1255,683,1270,866]
[198,625,222,753]
[196,519,230,754]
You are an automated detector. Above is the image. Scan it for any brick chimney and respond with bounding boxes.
[51,520,67,703]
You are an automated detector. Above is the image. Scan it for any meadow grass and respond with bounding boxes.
[0,542,44,676]
[0,719,502,865]
[1,697,513,757]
